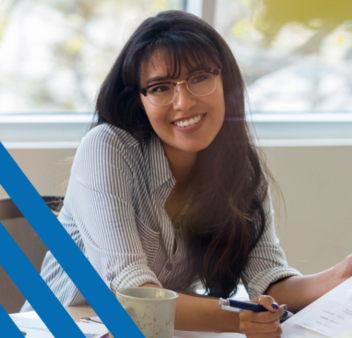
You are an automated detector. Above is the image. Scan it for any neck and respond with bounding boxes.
[162,142,197,189]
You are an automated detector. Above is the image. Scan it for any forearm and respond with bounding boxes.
[141,283,239,332]
[174,291,240,332]
[266,264,341,313]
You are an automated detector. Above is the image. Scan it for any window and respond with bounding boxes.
[0,0,183,114]
[1,0,351,146]
[213,0,352,114]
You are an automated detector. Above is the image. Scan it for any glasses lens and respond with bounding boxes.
[188,72,216,96]
[147,83,174,106]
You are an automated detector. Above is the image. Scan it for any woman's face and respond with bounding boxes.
[139,51,225,157]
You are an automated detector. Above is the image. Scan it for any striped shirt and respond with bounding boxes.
[21,123,301,311]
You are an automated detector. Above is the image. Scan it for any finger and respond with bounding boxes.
[240,315,282,333]
[242,305,286,323]
[253,295,282,312]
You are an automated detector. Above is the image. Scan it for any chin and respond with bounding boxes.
[179,140,214,153]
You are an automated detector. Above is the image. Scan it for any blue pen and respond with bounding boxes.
[219,298,292,323]
[219,298,267,312]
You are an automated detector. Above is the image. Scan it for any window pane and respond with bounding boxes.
[0,0,182,114]
[214,0,352,113]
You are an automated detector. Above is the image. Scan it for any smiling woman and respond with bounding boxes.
[20,9,352,337]
[139,53,225,155]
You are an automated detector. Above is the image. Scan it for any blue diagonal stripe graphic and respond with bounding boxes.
[0,143,143,337]
[0,221,85,337]
[0,304,26,337]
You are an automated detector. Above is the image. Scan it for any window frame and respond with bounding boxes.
[2,112,352,149]
[1,0,352,149]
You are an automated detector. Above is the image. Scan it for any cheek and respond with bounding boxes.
[206,90,225,120]
[140,95,170,128]
[141,96,156,122]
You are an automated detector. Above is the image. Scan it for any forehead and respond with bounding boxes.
[139,48,213,85]
[140,50,169,80]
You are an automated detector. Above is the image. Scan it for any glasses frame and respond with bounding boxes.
[140,69,221,107]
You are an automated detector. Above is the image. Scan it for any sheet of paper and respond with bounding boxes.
[10,315,106,338]
[77,322,108,335]
[282,277,352,338]
[86,316,103,324]
[295,300,352,337]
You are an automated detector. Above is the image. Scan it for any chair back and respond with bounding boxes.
[0,196,63,314]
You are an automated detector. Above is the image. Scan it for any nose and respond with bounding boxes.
[172,83,197,111]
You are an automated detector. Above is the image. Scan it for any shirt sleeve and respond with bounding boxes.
[240,185,302,300]
[67,127,162,295]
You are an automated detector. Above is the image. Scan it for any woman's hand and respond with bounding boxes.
[239,295,287,338]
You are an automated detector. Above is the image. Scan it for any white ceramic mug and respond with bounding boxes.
[109,287,179,338]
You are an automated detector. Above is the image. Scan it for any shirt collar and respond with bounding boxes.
[146,134,175,194]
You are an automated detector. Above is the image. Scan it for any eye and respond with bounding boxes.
[149,84,171,94]
[191,73,209,84]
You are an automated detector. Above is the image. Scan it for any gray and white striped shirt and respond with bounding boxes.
[22,123,301,311]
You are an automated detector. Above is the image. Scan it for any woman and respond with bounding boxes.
[22,10,352,337]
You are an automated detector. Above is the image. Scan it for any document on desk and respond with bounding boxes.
[10,315,108,338]
[282,277,352,338]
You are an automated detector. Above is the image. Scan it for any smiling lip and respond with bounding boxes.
[171,113,206,133]
[171,113,206,124]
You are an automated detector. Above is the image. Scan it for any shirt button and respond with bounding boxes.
[106,272,115,281]
[165,263,173,271]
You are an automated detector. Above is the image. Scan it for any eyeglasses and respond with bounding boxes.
[140,69,221,107]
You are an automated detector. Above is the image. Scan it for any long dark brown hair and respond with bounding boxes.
[95,10,269,298]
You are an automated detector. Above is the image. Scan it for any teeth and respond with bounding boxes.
[174,114,203,128]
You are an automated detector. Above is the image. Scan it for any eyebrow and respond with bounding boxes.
[146,76,170,86]
[145,65,209,86]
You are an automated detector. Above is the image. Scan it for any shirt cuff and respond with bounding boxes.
[109,263,162,295]
[246,267,302,300]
